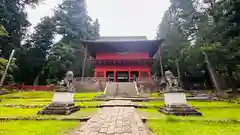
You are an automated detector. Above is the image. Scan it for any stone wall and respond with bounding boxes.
[136,77,163,93]
[73,77,106,92]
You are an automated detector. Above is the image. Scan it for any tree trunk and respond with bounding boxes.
[202,52,223,97]
[175,60,182,87]
[33,66,45,86]
[226,65,238,94]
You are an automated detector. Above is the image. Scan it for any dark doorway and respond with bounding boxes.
[106,71,114,82]
[116,71,128,82]
[130,71,139,81]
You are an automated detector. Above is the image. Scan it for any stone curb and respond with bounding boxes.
[0,116,91,121]
[0,97,43,99]
[2,104,239,109]
[134,105,240,109]
[0,104,102,109]
[144,118,240,123]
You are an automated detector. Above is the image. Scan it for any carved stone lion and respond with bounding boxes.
[63,71,75,92]
[160,70,179,92]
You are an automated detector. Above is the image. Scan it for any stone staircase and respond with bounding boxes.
[104,82,117,96]
[104,82,138,97]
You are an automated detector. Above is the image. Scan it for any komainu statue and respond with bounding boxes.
[161,70,180,92]
[58,71,75,92]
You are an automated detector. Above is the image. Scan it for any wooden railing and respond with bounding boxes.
[91,59,154,66]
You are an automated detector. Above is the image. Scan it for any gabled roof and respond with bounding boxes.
[98,36,148,41]
[81,36,164,58]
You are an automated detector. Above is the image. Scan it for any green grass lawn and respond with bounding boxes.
[2,91,240,135]
[0,99,104,106]
[74,92,102,100]
[136,100,240,108]
[188,101,240,107]
[0,92,53,99]
[0,91,102,100]
[0,92,101,135]
[0,92,101,118]
[0,120,78,135]
[0,107,41,117]
[0,92,103,105]
[0,99,50,105]
[148,120,240,135]
[138,101,240,120]
[138,100,240,135]
[0,106,97,118]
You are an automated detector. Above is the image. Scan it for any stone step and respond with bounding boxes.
[159,107,202,116]
[105,82,138,97]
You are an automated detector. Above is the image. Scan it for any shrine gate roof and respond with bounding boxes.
[81,36,164,58]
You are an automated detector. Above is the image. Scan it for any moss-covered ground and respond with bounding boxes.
[1,91,240,135]
[137,100,240,135]
[0,91,101,135]
[0,120,78,135]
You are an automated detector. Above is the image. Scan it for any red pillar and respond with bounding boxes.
[138,71,141,81]
[128,69,131,82]
[94,71,96,80]
[104,69,106,81]
[114,69,116,82]
[148,71,151,81]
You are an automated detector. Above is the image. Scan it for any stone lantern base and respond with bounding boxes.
[159,104,202,116]
[159,90,202,116]
[37,102,79,115]
[37,86,79,115]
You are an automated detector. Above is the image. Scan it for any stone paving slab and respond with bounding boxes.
[74,100,149,135]
[103,100,135,106]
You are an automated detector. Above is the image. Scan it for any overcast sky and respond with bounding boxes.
[27,0,170,39]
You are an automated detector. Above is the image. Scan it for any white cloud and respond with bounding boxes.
[27,0,170,39]
[26,0,62,33]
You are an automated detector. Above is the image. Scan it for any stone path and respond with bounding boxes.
[74,100,150,135]
[103,100,135,106]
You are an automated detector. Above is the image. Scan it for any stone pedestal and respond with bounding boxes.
[159,90,202,116]
[37,86,79,115]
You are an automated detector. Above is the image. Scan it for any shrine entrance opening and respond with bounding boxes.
[130,71,139,81]
[106,71,114,82]
[116,71,128,82]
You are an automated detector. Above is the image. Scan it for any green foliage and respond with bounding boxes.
[0,58,18,84]
[51,0,98,78]
[0,0,41,58]
[0,0,99,85]
[46,42,76,80]
[14,17,56,84]
[155,0,240,91]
